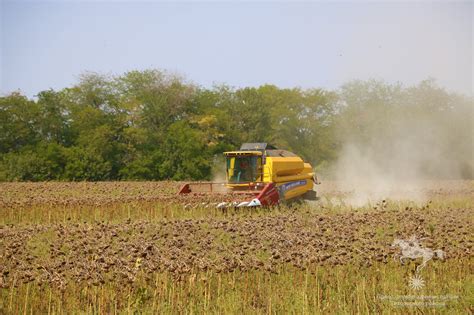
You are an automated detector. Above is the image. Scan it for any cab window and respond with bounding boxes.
[226,156,261,183]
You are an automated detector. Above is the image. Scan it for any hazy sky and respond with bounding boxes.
[1,1,472,97]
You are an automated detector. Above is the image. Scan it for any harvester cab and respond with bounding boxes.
[225,143,267,185]
[178,143,319,208]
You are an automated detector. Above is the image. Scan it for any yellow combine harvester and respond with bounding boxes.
[179,143,320,208]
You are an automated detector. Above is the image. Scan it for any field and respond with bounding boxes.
[1,181,473,314]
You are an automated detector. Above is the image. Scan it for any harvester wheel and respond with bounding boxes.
[302,190,318,201]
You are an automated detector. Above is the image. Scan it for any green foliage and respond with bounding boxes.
[0,143,67,181]
[161,121,213,180]
[0,93,40,153]
[63,146,112,181]
[0,71,472,181]
[36,90,70,144]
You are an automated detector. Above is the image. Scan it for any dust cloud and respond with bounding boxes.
[325,82,473,207]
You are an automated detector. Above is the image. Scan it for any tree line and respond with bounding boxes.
[0,70,472,181]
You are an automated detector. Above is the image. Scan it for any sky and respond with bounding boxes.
[1,1,472,97]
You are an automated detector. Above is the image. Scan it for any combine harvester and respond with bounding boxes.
[179,143,320,208]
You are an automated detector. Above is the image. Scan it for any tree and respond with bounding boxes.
[0,93,39,153]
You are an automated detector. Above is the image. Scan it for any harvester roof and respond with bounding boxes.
[239,143,277,151]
